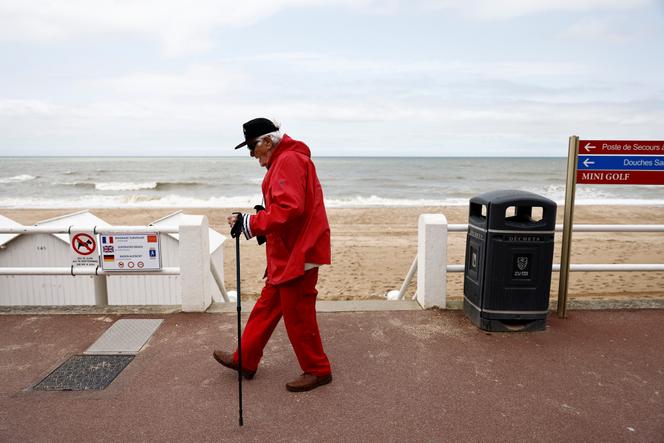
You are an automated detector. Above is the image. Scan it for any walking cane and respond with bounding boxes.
[233,218,244,427]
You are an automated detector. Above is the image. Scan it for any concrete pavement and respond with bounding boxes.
[1,308,663,442]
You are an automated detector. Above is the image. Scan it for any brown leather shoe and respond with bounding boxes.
[286,373,332,392]
[212,350,255,379]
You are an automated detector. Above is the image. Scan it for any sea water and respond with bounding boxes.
[1,157,662,208]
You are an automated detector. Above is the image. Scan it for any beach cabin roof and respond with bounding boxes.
[35,210,110,244]
[0,214,23,248]
[149,210,225,253]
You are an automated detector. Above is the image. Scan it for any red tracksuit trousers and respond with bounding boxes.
[233,268,332,377]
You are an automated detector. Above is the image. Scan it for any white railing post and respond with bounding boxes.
[417,214,447,309]
[179,215,211,312]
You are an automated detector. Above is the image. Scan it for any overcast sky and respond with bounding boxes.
[1,0,663,156]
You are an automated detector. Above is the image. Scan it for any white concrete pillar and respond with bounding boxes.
[179,215,211,312]
[417,214,448,309]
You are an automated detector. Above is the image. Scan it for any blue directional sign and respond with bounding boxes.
[578,156,664,171]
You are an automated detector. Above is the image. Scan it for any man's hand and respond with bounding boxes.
[229,212,244,239]
[227,214,238,228]
[228,212,256,240]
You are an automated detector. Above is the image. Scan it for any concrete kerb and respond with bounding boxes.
[0,305,182,315]
[2,298,664,315]
[445,297,664,310]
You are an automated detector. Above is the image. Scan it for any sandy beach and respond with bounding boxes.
[2,205,663,302]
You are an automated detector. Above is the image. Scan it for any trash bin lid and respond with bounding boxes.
[470,190,557,231]
[470,190,556,206]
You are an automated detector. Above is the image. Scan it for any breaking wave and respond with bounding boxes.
[2,193,662,209]
[95,182,158,191]
[58,181,204,191]
[0,174,37,183]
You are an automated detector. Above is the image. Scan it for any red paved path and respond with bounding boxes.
[1,309,663,442]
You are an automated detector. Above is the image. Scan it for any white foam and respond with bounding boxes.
[95,181,158,191]
[0,174,37,183]
[0,194,468,208]
[0,193,662,209]
[325,195,468,207]
[0,193,264,208]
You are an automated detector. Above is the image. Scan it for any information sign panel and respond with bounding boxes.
[99,233,162,271]
[70,230,99,267]
[576,170,664,185]
[577,139,664,185]
[578,156,664,171]
[578,140,663,155]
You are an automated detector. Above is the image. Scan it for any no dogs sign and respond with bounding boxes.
[70,231,99,267]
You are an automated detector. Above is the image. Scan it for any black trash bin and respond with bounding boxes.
[463,190,557,332]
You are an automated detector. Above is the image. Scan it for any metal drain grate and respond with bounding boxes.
[34,355,134,391]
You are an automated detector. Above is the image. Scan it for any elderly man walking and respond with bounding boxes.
[213,118,332,392]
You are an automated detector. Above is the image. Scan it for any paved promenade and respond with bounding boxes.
[1,308,663,442]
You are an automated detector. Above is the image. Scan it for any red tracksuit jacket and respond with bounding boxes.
[249,134,331,285]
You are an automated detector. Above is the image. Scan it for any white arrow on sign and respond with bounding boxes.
[584,143,596,152]
[583,158,595,168]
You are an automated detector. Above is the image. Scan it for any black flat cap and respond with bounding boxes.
[234,118,280,149]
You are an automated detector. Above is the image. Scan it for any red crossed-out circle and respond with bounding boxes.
[72,233,96,256]
[137,262,144,268]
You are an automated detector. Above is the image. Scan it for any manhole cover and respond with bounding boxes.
[34,355,134,391]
